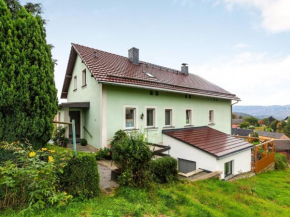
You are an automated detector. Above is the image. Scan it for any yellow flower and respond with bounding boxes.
[48,156,54,162]
[64,192,67,195]
[49,150,55,153]
[41,148,47,151]
[29,152,36,157]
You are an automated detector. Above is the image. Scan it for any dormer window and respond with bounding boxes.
[144,71,154,78]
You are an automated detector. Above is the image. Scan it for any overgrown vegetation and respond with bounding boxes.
[52,126,69,147]
[95,147,112,160]
[275,153,288,170]
[0,0,58,148]
[3,170,290,217]
[150,157,178,183]
[80,138,87,146]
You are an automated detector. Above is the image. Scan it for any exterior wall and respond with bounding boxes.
[65,55,102,148]
[163,134,217,172]
[105,84,232,145]
[216,149,251,179]
[163,134,252,179]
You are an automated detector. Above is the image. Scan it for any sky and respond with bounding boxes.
[20,0,290,105]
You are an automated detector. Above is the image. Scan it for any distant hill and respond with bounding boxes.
[233,105,290,120]
[233,112,253,118]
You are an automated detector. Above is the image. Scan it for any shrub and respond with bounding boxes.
[111,131,152,187]
[80,138,87,146]
[0,141,71,211]
[275,153,288,170]
[95,147,112,160]
[60,155,100,199]
[150,157,178,183]
[52,126,69,147]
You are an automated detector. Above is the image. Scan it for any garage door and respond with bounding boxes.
[178,159,196,173]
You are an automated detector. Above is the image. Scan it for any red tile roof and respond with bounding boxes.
[61,43,240,100]
[163,127,252,158]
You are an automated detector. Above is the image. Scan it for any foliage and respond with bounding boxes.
[60,155,100,199]
[111,129,127,146]
[232,113,237,119]
[270,120,279,132]
[249,132,259,142]
[52,127,69,147]
[150,157,178,183]
[240,121,250,129]
[244,116,259,126]
[3,170,290,217]
[284,120,290,138]
[0,0,58,149]
[277,121,286,133]
[95,147,112,160]
[0,141,72,211]
[80,138,87,146]
[275,153,288,171]
[268,116,276,125]
[111,131,152,187]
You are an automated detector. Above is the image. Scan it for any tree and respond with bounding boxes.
[270,120,279,132]
[240,122,250,129]
[0,0,58,148]
[284,121,290,138]
[262,118,270,126]
[232,113,238,119]
[268,116,276,125]
[244,116,259,126]
[277,121,287,133]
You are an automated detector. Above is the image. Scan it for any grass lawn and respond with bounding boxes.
[2,169,290,217]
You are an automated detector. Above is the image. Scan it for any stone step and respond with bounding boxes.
[191,171,222,182]
[178,169,203,178]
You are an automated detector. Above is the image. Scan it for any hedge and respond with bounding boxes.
[275,153,288,170]
[150,157,178,183]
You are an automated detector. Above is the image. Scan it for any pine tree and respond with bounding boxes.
[0,0,58,148]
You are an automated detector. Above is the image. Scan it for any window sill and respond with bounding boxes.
[73,89,77,92]
[82,84,87,88]
[184,124,194,127]
[145,127,158,130]
[208,123,215,126]
[163,126,175,129]
[124,128,139,131]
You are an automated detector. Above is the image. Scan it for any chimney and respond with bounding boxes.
[181,63,189,75]
[128,47,139,65]
[93,51,97,58]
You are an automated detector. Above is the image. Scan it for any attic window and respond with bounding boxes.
[144,71,154,78]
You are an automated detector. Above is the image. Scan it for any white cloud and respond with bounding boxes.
[191,52,290,105]
[219,0,290,33]
[234,43,248,48]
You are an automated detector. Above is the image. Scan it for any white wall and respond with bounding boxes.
[163,134,252,179]
[216,149,251,179]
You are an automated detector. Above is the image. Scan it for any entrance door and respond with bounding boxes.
[69,111,81,139]
[178,159,196,173]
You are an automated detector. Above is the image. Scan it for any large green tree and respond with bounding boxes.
[284,121,290,138]
[0,0,58,148]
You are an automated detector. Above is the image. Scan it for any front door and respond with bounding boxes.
[69,111,81,139]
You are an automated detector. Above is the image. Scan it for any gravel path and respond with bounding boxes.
[98,164,119,190]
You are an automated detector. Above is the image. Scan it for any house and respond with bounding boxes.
[285,117,288,123]
[232,119,243,128]
[232,128,253,137]
[274,140,290,160]
[255,131,290,140]
[58,43,252,178]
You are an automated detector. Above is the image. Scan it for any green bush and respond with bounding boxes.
[95,147,112,160]
[0,144,19,164]
[150,157,178,183]
[111,131,152,187]
[80,138,87,146]
[0,141,71,211]
[52,126,69,147]
[60,155,100,199]
[275,153,288,170]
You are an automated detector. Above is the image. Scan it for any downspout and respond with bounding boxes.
[231,100,240,134]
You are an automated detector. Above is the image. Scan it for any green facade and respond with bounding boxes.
[61,54,232,149]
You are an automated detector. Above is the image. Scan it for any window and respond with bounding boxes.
[185,109,192,125]
[73,76,77,90]
[58,112,61,121]
[82,69,86,86]
[144,71,154,78]
[165,109,172,126]
[146,107,156,128]
[209,110,214,123]
[125,108,136,129]
[224,161,233,177]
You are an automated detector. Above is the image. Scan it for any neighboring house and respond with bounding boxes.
[274,140,290,160]
[255,131,290,140]
[285,117,288,123]
[59,43,251,178]
[232,119,243,128]
[232,128,253,137]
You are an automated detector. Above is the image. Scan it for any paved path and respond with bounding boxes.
[98,164,119,190]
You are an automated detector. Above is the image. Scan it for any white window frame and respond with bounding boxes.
[164,107,173,127]
[209,109,215,123]
[82,68,87,87]
[145,106,157,128]
[73,75,77,91]
[123,106,138,130]
[185,108,193,126]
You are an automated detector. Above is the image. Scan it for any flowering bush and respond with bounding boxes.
[0,141,72,211]
[95,147,112,160]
